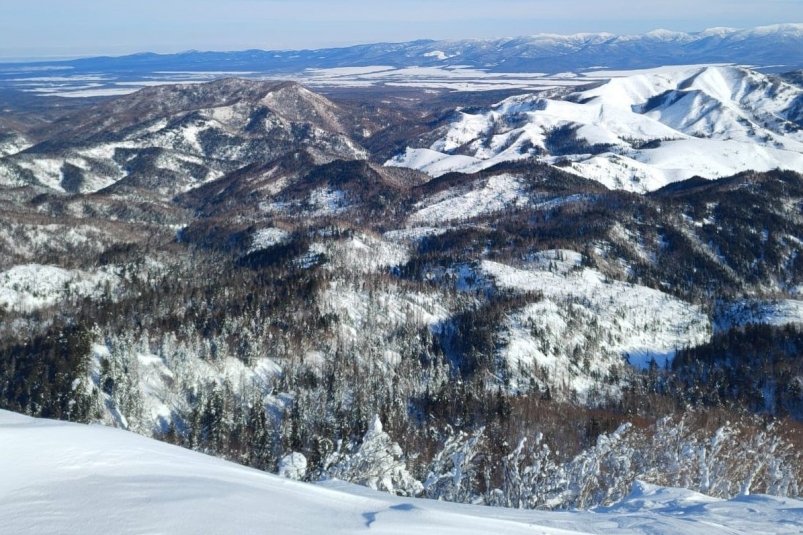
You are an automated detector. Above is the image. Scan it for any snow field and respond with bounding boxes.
[249,227,291,252]
[715,299,803,332]
[311,233,410,274]
[482,251,710,377]
[409,174,530,224]
[0,264,119,313]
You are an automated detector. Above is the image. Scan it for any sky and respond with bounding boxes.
[1,0,801,59]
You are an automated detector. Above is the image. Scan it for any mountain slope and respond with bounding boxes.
[389,66,803,191]
[2,409,802,535]
[1,75,803,520]
[0,79,366,195]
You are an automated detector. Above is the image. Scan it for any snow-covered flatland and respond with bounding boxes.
[2,409,801,535]
[388,65,803,192]
[311,65,533,87]
[52,87,144,98]
[12,66,593,96]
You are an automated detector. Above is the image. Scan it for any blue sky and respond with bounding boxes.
[1,0,801,59]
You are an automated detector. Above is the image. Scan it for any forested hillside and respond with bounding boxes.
[1,75,802,509]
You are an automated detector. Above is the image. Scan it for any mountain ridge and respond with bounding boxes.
[2,23,803,97]
[0,79,366,195]
[389,65,803,191]
[9,23,803,67]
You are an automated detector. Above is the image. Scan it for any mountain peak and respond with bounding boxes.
[390,64,803,192]
[745,23,803,36]
[643,29,692,40]
[697,26,739,38]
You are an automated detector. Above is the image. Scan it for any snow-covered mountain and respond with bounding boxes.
[404,24,803,73]
[2,74,803,524]
[2,24,803,87]
[3,409,802,535]
[389,66,803,191]
[0,132,30,157]
[0,79,365,195]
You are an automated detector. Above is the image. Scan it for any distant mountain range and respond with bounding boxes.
[5,23,803,73]
[2,24,803,97]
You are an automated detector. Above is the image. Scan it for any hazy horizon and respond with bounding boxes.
[1,1,801,60]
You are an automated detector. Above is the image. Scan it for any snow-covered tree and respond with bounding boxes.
[562,423,636,508]
[498,432,561,509]
[424,427,485,503]
[278,452,308,481]
[328,415,422,497]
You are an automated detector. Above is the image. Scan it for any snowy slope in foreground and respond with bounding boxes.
[3,410,802,535]
[388,65,803,192]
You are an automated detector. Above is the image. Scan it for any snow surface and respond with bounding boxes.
[52,87,143,98]
[409,174,530,224]
[2,409,802,535]
[482,252,711,371]
[715,299,803,332]
[383,225,455,243]
[0,264,118,313]
[249,227,291,253]
[388,65,803,192]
